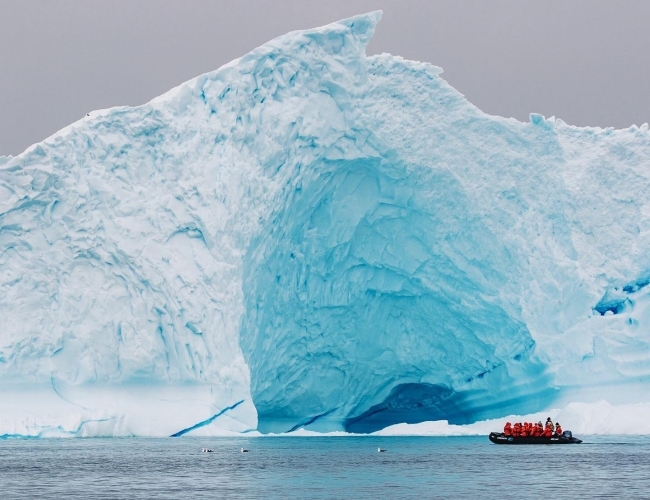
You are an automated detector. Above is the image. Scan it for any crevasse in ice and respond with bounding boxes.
[2,12,650,437]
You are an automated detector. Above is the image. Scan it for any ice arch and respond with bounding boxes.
[240,156,553,433]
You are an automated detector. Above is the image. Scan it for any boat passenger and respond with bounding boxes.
[555,423,563,435]
[503,422,512,436]
[532,423,543,437]
[512,422,522,437]
[546,417,555,432]
[543,422,553,438]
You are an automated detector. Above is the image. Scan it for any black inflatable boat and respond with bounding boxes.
[489,430,582,444]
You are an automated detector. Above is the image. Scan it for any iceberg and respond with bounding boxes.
[2,11,650,437]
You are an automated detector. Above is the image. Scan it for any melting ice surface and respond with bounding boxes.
[2,12,650,437]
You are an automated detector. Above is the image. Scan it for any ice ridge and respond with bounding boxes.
[2,11,650,437]
[170,400,246,437]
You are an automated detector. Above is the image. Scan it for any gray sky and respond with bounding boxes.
[1,0,649,156]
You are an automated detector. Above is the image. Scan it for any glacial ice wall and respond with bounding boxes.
[2,11,650,436]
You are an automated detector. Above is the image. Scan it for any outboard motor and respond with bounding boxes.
[562,430,573,439]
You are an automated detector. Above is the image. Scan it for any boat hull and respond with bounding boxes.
[489,432,582,444]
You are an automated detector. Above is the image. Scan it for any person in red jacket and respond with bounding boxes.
[503,422,512,436]
[520,423,529,437]
[532,422,543,437]
[555,423,563,435]
[512,422,522,437]
[543,422,553,438]
[545,417,555,433]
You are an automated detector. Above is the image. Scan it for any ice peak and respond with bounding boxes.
[150,11,382,110]
[274,10,382,55]
[330,10,382,51]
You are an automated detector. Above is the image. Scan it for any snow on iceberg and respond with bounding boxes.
[373,401,650,437]
[2,11,650,437]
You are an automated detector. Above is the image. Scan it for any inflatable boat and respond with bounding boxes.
[489,430,582,444]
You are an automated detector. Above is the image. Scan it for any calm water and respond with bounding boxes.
[1,436,650,499]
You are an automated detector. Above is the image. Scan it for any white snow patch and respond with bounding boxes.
[374,401,650,436]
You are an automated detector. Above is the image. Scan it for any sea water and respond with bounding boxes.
[1,436,649,499]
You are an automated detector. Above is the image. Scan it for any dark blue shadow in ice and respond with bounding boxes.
[170,400,245,437]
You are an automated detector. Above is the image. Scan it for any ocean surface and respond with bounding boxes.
[1,435,649,499]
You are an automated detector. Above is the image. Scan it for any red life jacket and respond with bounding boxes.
[543,426,552,437]
[555,425,563,435]
[504,423,512,436]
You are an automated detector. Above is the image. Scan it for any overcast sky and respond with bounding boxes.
[1,0,649,156]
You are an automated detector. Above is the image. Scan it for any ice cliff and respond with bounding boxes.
[2,12,650,437]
